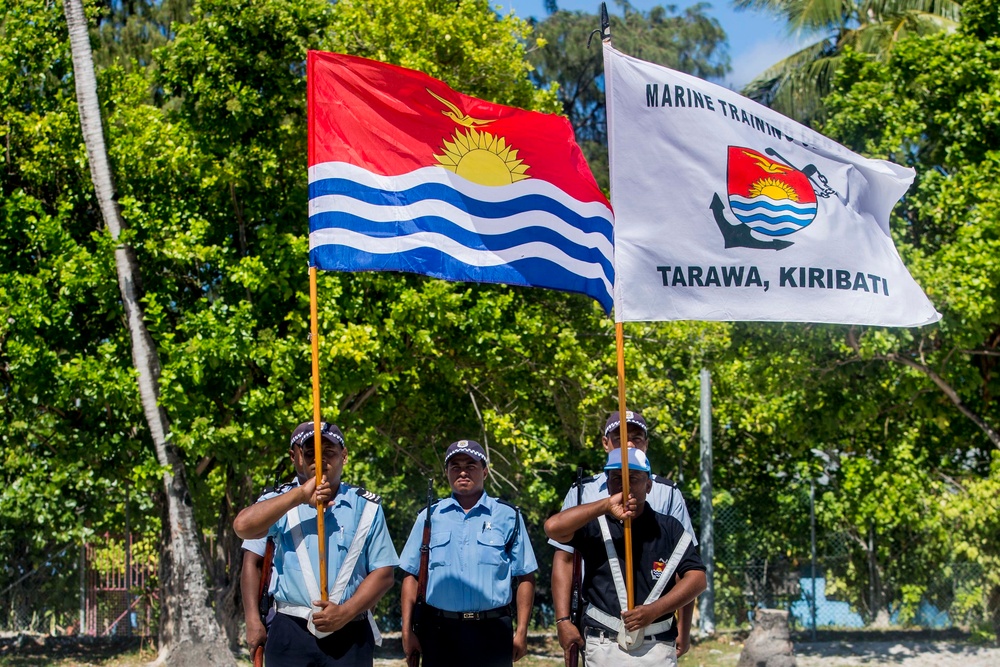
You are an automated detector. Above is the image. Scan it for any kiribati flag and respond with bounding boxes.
[307,51,615,312]
[727,147,817,237]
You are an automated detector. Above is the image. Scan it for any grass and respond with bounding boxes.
[0,636,153,666]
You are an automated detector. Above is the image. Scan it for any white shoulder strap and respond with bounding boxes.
[329,497,382,647]
[286,505,323,602]
[642,531,692,605]
[596,516,629,614]
[286,499,383,644]
[586,517,693,639]
[330,498,378,603]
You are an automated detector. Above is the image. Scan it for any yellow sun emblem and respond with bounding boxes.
[749,177,798,201]
[434,127,530,186]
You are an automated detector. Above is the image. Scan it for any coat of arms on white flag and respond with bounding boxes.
[603,45,941,327]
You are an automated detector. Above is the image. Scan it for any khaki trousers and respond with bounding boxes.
[584,632,677,667]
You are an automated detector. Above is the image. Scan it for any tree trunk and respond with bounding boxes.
[988,584,1000,644]
[866,523,890,628]
[62,2,235,664]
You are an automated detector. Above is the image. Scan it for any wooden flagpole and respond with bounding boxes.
[614,322,635,610]
[309,266,328,600]
[603,0,634,613]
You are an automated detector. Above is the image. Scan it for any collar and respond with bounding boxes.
[333,482,354,509]
[440,491,493,516]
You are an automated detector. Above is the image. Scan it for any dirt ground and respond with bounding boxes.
[795,639,1000,667]
[2,630,999,666]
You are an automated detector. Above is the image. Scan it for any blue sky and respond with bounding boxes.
[497,0,815,90]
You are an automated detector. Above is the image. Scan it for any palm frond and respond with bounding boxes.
[862,0,961,24]
[739,0,959,121]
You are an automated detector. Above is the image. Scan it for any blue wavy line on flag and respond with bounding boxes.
[733,212,812,227]
[309,178,613,244]
[310,245,614,312]
[309,211,614,283]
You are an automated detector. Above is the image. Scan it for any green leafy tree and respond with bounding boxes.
[702,0,1000,632]
[58,0,236,661]
[938,452,1000,638]
[2,0,586,648]
[818,5,1000,454]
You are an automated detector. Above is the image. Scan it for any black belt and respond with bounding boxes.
[428,605,511,621]
[584,625,675,643]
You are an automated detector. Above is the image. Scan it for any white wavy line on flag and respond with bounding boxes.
[309,227,614,294]
[729,204,816,222]
[309,194,614,258]
[730,194,817,213]
[308,161,614,220]
[746,220,809,232]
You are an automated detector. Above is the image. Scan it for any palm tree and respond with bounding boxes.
[62,1,235,663]
[736,0,961,121]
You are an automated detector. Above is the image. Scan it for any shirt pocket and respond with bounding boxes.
[331,530,354,558]
[429,531,452,568]
[476,531,508,565]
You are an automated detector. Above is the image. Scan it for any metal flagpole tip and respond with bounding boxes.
[600,3,611,41]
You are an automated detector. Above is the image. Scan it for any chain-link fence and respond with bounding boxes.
[0,535,155,637]
[708,499,992,632]
[0,543,80,635]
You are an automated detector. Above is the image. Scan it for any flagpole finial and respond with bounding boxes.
[588,3,611,48]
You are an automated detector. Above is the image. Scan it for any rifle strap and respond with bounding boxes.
[496,499,521,558]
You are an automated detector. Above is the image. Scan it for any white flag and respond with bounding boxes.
[604,45,940,327]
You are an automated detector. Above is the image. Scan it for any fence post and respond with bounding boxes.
[79,545,86,635]
[810,478,817,640]
[699,368,715,635]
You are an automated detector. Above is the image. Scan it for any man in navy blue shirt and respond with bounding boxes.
[546,448,706,667]
[550,410,698,662]
[399,440,537,667]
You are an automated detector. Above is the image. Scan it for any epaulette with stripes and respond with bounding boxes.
[356,487,382,504]
[257,480,296,500]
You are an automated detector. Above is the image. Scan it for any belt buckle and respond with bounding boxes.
[463,612,477,620]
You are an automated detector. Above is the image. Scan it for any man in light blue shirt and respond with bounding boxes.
[234,421,398,667]
[399,440,537,667]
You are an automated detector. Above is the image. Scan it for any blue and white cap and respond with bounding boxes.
[290,421,345,449]
[604,447,651,474]
[603,410,648,437]
[444,439,488,466]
